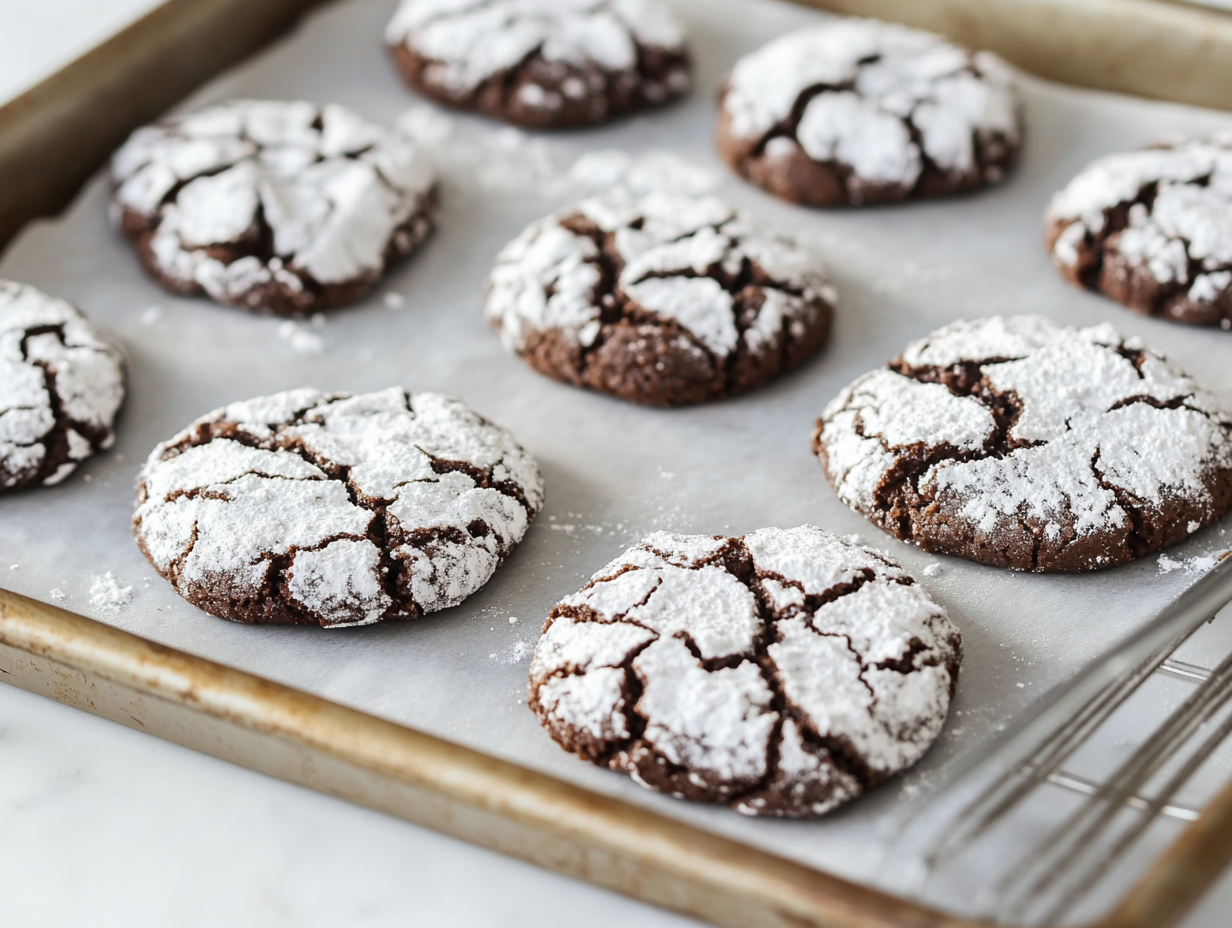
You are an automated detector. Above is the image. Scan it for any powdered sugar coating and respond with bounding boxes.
[529,526,960,817]
[485,192,836,406]
[0,281,125,491]
[386,0,690,128]
[816,316,1232,572]
[717,18,1022,205]
[111,100,437,317]
[134,387,543,627]
[1045,135,1232,328]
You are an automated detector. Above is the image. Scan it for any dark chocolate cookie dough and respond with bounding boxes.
[134,388,543,627]
[529,526,961,817]
[485,192,835,406]
[1046,135,1232,329]
[716,18,1023,206]
[110,100,438,317]
[815,316,1232,572]
[385,0,691,129]
[0,281,125,492]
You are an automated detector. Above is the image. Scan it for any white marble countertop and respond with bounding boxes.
[2,3,1232,927]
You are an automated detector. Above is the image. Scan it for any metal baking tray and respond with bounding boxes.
[4,0,1232,925]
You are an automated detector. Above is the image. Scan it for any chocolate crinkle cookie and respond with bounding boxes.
[716,18,1023,206]
[385,0,690,129]
[110,100,437,317]
[485,192,835,406]
[1046,135,1232,329]
[815,316,1232,573]
[133,388,543,628]
[529,526,961,817]
[0,281,125,492]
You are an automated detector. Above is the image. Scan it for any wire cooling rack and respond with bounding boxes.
[880,554,1232,926]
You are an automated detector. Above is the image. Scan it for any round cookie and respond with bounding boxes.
[716,18,1023,206]
[1045,135,1232,329]
[814,316,1232,572]
[110,100,437,317]
[0,281,125,492]
[529,526,961,817]
[485,192,835,406]
[385,0,691,129]
[133,388,543,627]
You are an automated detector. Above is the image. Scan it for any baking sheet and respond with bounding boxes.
[4,0,1232,917]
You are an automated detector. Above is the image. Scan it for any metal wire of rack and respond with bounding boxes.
[879,553,1232,926]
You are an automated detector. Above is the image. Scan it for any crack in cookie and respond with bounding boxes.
[528,526,960,818]
[110,100,438,317]
[133,387,543,627]
[1045,135,1232,328]
[485,192,836,406]
[0,281,126,491]
[385,0,691,129]
[715,18,1023,206]
[814,315,1232,572]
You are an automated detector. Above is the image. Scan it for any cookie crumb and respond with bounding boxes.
[508,616,518,624]
[1189,521,1201,534]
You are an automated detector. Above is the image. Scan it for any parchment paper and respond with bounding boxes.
[3,0,1232,916]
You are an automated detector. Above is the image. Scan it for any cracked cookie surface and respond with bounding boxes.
[111,100,438,317]
[1045,135,1232,329]
[485,192,835,406]
[385,0,690,129]
[529,526,960,817]
[815,316,1232,572]
[133,387,543,627]
[0,281,126,492]
[716,18,1022,207]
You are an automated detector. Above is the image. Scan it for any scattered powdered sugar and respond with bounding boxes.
[0,280,126,491]
[529,526,960,817]
[923,563,943,578]
[134,388,544,627]
[486,190,835,358]
[111,100,436,307]
[395,104,455,147]
[385,0,688,93]
[490,639,534,664]
[818,316,1232,570]
[722,19,1020,187]
[88,572,133,611]
[276,320,325,355]
[567,149,719,197]
[394,98,717,203]
[49,588,66,602]
[139,305,164,326]
[1158,551,1228,575]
